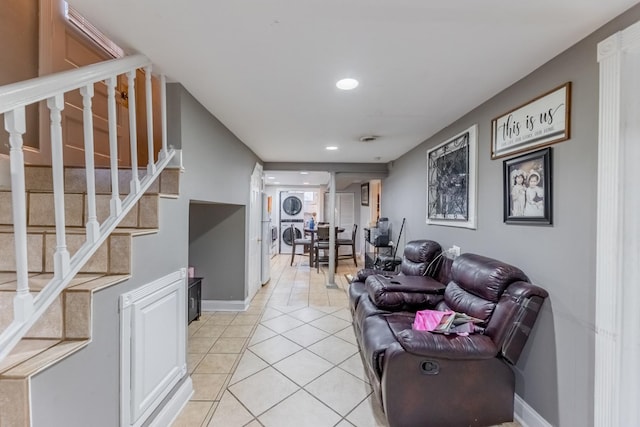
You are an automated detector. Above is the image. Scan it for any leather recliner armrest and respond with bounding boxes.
[355,268,398,282]
[394,329,498,360]
[366,275,446,311]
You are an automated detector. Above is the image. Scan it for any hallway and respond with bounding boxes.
[174,254,377,426]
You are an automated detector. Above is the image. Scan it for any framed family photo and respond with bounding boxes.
[426,124,477,229]
[503,147,552,225]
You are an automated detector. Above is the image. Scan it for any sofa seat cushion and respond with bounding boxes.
[383,313,498,360]
[365,274,445,311]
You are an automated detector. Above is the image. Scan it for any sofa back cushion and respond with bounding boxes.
[443,253,529,324]
[440,253,548,364]
[399,240,442,276]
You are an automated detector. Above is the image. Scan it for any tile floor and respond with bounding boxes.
[172,254,521,427]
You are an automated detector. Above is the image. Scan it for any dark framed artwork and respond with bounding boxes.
[426,124,477,229]
[361,183,370,206]
[503,147,552,225]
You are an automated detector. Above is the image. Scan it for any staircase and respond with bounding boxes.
[0,55,181,425]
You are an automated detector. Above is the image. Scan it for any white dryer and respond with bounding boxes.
[280,191,305,254]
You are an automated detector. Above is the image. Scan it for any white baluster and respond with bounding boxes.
[127,71,140,193]
[80,84,100,244]
[4,107,34,321]
[106,76,122,216]
[159,74,168,160]
[47,94,70,279]
[145,66,156,175]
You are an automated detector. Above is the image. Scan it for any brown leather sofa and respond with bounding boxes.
[349,252,548,427]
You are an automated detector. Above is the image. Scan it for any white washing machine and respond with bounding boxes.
[280,191,305,254]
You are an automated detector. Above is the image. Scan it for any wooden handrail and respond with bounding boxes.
[0,54,150,114]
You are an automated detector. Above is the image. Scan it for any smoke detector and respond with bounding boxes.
[359,135,378,143]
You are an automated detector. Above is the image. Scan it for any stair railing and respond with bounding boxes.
[0,54,175,361]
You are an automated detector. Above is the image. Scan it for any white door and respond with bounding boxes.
[247,163,263,302]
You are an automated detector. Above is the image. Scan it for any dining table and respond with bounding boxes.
[304,225,345,269]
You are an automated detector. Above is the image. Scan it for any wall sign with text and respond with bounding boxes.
[491,82,571,159]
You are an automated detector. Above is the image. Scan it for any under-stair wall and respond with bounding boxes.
[29,194,187,427]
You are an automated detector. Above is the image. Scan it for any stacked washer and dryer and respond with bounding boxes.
[279,191,305,254]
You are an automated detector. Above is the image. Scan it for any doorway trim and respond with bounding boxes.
[248,163,263,301]
[595,20,640,426]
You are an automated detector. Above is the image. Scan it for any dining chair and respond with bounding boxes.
[313,225,331,272]
[290,224,312,266]
[336,223,358,267]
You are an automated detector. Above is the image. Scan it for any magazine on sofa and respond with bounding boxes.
[413,309,485,335]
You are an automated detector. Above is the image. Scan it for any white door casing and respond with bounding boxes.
[595,20,640,427]
[248,163,263,301]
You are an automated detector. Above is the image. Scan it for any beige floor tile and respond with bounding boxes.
[188,337,216,354]
[281,324,330,348]
[273,349,334,386]
[345,396,388,427]
[248,325,278,346]
[229,314,260,326]
[220,325,254,338]
[171,401,214,427]
[228,367,299,416]
[260,307,284,321]
[194,353,238,374]
[187,353,206,374]
[192,324,227,338]
[229,350,269,385]
[248,335,302,365]
[309,315,351,334]
[307,335,358,365]
[188,320,204,337]
[305,367,371,416]
[209,337,246,354]
[258,389,341,427]
[287,307,328,322]
[205,316,236,326]
[191,373,228,400]
[260,314,304,334]
[207,391,254,427]
[339,354,369,384]
[334,326,357,345]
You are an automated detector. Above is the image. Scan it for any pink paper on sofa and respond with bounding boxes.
[413,309,452,331]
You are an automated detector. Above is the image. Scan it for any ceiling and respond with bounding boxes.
[70,0,638,170]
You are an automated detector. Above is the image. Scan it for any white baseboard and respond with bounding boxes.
[149,377,193,427]
[514,394,552,427]
[202,297,250,312]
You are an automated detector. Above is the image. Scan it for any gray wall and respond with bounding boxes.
[381,5,640,427]
[189,203,246,300]
[30,83,261,426]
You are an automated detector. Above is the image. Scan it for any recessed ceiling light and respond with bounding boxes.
[274,181,280,184]
[300,171,309,175]
[303,182,310,185]
[267,176,275,179]
[336,78,358,90]
[326,146,338,151]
